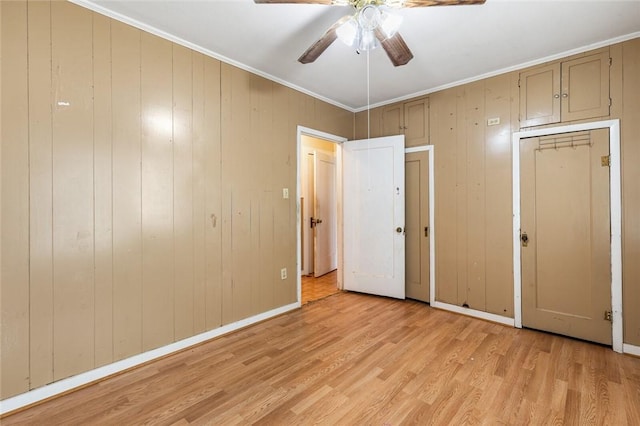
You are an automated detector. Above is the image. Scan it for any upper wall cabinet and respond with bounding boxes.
[381,97,430,147]
[519,51,610,128]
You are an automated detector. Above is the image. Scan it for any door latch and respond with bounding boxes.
[604,310,612,321]
[521,232,529,247]
[310,217,322,228]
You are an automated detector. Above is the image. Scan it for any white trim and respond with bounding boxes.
[431,301,515,326]
[512,119,623,353]
[296,126,348,300]
[0,302,299,415]
[623,344,640,357]
[71,1,639,113]
[352,32,640,113]
[69,0,353,113]
[404,145,436,306]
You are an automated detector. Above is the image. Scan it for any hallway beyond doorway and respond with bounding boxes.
[301,270,339,304]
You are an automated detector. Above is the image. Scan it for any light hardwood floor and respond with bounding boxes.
[3,291,640,424]
[301,270,340,305]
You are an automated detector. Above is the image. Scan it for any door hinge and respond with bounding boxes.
[601,155,610,167]
[517,79,521,88]
[604,310,612,321]
[609,57,612,66]
[424,226,429,237]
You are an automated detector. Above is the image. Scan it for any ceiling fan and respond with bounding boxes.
[254,0,486,67]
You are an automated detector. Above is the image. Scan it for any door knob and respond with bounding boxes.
[396,227,404,234]
[521,232,529,247]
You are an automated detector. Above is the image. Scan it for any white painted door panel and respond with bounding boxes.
[343,136,405,299]
[313,150,337,277]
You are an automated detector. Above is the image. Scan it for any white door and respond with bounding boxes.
[313,150,337,277]
[343,136,405,299]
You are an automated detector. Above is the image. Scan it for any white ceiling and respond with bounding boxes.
[76,0,640,111]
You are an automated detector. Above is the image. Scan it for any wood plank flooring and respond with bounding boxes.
[301,270,339,305]
[4,291,640,425]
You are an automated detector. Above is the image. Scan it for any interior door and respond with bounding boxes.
[520,129,611,344]
[343,136,405,299]
[405,150,430,302]
[313,150,337,277]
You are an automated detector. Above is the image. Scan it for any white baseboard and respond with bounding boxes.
[0,302,300,416]
[431,301,515,326]
[623,343,640,357]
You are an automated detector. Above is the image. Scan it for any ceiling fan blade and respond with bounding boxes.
[298,16,351,64]
[400,0,486,7]
[375,29,414,67]
[254,0,335,4]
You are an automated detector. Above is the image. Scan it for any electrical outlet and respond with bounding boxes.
[280,268,287,280]
[282,188,289,199]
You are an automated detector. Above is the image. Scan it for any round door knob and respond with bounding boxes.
[396,227,403,233]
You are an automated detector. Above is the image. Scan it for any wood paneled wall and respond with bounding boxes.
[356,39,640,347]
[428,74,518,316]
[0,0,352,399]
[620,38,640,346]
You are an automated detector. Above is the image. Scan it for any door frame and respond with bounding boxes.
[512,119,622,352]
[296,126,347,305]
[405,146,436,305]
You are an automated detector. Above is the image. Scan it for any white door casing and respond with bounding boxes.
[342,136,406,299]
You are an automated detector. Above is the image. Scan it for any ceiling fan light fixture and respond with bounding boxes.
[379,9,403,39]
[358,28,380,52]
[336,17,359,46]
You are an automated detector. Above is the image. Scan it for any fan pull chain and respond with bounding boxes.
[367,48,371,140]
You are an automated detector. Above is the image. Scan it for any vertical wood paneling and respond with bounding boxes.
[3,0,357,400]
[228,67,253,322]
[455,88,468,306]
[93,12,114,367]
[51,1,95,380]
[111,21,142,360]
[1,0,31,399]
[273,86,295,306]
[250,75,275,314]
[141,33,174,351]
[431,91,458,304]
[203,56,222,330]
[173,45,195,341]
[465,81,486,310]
[622,38,640,345]
[27,0,54,389]
[484,74,515,317]
[191,52,206,334]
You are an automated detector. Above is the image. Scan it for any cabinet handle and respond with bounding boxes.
[553,94,560,99]
[562,93,568,98]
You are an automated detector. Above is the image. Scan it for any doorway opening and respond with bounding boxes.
[297,127,347,305]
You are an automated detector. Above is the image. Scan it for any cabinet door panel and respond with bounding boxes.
[519,63,561,127]
[404,98,429,147]
[382,103,403,136]
[562,52,610,121]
